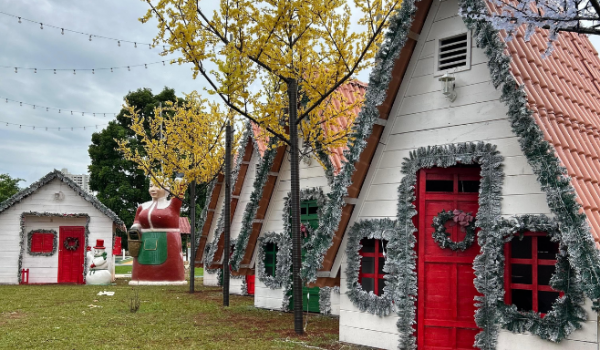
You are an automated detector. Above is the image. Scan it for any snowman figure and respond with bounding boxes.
[86,239,112,285]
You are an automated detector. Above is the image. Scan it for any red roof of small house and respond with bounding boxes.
[505,28,600,245]
[179,217,191,235]
[252,80,368,174]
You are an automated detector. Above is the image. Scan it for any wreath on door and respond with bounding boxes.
[431,209,476,251]
[63,237,80,251]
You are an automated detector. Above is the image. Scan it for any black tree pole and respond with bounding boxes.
[223,122,231,307]
[288,79,303,334]
[189,180,196,293]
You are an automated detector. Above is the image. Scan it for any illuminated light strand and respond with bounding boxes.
[0,11,158,49]
[3,60,171,74]
[1,120,108,131]
[2,96,117,118]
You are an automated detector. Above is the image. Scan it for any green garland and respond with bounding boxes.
[63,237,80,251]
[392,142,504,350]
[344,219,396,317]
[494,215,586,341]
[26,229,58,256]
[256,231,292,290]
[431,209,476,251]
[18,213,91,283]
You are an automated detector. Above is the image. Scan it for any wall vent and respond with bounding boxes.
[434,31,471,75]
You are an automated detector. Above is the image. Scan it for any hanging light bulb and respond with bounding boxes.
[71,111,73,115]
[71,127,73,131]
[14,67,17,73]
[110,68,113,73]
[58,127,60,131]
[83,127,86,130]
[33,126,35,130]
[73,69,76,75]
[118,41,121,47]
[46,107,48,112]
[5,99,7,103]
[40,23,43,30]
[19,125,21,128]
[34,68,37,73]
[33,105,35,109]
[20,102,22,106]
[18,17,21,23]
[45,127,48,131]
[82,112,84,116]
[145,64,147,69]
[89,35,92,41]
[59,109,61,113]
[61,28,64,35]
[103,113,105,117]
[54,69,56,74]
[148,44,151,49]
[127,66,130,71]
[93,113,96,117]
[134,42,137,48]
[162,61,165,66]
[92,69,95,74]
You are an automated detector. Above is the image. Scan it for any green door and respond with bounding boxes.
[288,200,320,313]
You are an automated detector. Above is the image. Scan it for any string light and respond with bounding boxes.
[0,11,155,49]
[1,96,117,119]
[1,119,108,131]
[1,60,173,74]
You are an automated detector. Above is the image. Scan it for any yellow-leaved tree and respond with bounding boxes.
[141,0,402,331]
[117,91,240,291]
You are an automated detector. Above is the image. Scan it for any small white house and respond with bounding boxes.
[0,170,124,284]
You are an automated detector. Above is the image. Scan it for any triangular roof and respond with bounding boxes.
[0,169,124,226]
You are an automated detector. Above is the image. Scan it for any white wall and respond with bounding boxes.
[336,0,598,348]
[254,278,285,310]
[0,178,115,284]
[203,270,219,286]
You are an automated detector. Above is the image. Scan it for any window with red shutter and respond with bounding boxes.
[504,232,561,314]
[29,233,55,254]
[359,238,387,296]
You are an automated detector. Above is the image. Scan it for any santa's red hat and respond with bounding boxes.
[93,239,105,249]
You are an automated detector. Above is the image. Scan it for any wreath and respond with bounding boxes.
[431,209,476,251]
[63,237,80,251]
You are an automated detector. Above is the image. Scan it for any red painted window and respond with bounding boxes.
[504,232,560,314]
[30,233,54,253]
[359,238,387,296]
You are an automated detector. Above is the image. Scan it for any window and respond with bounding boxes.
[264,242,278,277]
[434,32,472,76]
[300,200,319,230]
[504,232,560,314]
[30,233,54,253]
[425,172,480,193]
[359,238,387,296]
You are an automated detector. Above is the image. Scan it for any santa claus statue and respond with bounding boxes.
[128,181,186,285]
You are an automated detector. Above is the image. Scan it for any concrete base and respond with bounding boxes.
[128,280,187,286]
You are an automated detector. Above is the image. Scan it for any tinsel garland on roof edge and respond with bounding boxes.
[0,170,123,226]
[204,124,252,266]
[301,0,420,283]
[230,136,279,271]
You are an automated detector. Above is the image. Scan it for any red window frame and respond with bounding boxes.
[30,233,54,253]
[504,231,561,314]
[359,238,387,296]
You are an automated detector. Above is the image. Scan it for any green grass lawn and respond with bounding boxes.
[114,266,204,276]
[0,280,358,350]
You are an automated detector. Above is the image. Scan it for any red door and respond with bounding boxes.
[58,226,85,284]
[246,275,255,296]
[417,167,481,349]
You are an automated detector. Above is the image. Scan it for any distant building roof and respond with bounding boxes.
[179,217,191,235]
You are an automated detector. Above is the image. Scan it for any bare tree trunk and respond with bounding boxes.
[288,79,303,334]
[189,180,196,293]
[223,122,231,307]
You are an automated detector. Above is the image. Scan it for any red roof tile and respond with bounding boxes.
[179,217,191,235]
[504,26,600,246]
[252,80,367,174]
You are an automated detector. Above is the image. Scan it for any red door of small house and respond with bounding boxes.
[246,275,255,296]
[58,226,85,284]
[417,167,481,349]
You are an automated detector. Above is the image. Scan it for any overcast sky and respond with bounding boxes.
[1,1,600,187]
